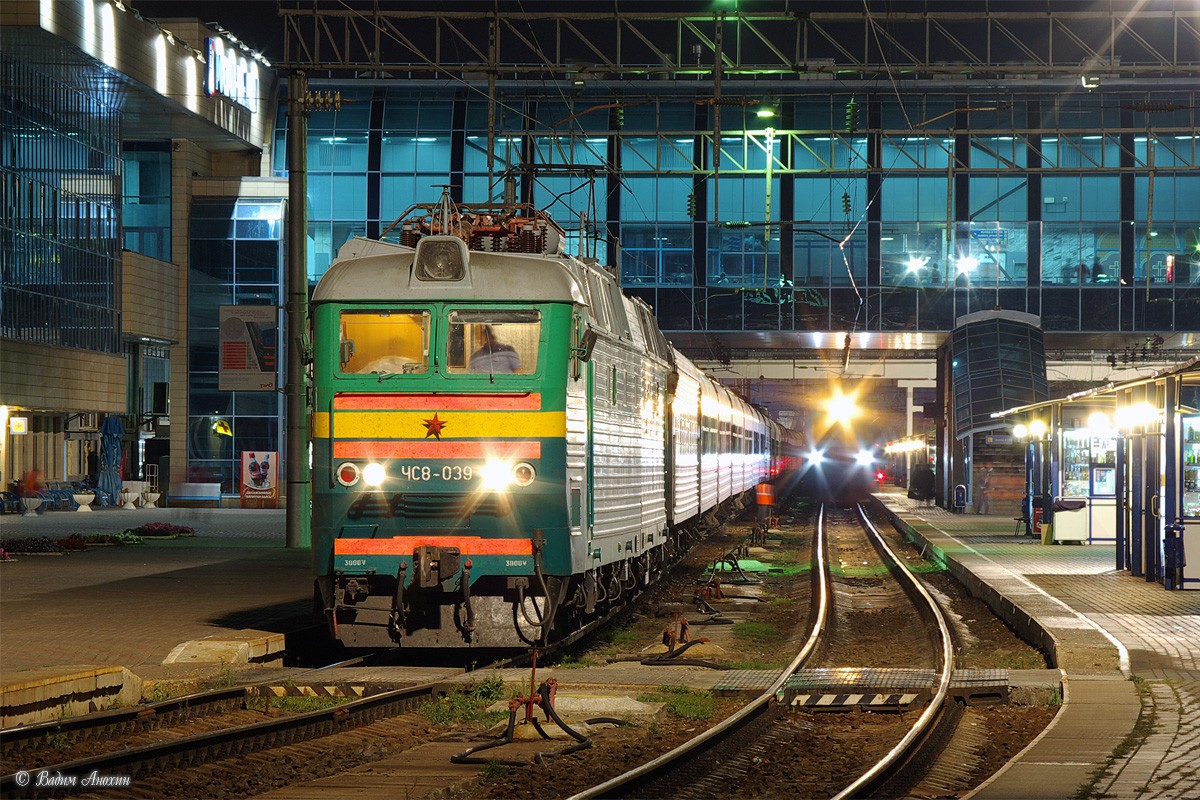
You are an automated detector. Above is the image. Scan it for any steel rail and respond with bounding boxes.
[831,504,956,800]
[0,680,438,796]
[566,503,831,800]
[0,687,248,756]
[0,645,398,757]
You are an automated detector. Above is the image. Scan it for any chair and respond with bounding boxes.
[45,483,77,510]
[0,492,20,514]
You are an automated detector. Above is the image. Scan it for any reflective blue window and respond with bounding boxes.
[122,147,171,261]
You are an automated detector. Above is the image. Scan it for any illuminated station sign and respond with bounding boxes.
[204,37,259,110]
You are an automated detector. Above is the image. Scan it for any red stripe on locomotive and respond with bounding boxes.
[334,393,542,411]
[332,441,542,459]
[334,536,534,555]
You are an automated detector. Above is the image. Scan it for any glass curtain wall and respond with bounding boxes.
[122,144,171,262]
[271,86,1199,335]
[187,198,283,491]
[1,55,120,353]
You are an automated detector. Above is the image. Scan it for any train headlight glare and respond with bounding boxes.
[855,450,874,467]
[512,462,536,487]
[480,459,514,492]
[807,449,826,467]
[335,462,361,487]
[362,462,387,487]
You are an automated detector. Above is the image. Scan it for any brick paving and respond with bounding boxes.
[876,491,1200,800]
[0,508,309,678]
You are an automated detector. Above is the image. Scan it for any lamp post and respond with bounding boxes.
[285,71,310,549]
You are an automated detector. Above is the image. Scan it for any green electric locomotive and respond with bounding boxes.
[311,194,780,649]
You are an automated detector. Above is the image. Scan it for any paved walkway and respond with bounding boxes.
[876,492,1200,800]
[0,508,309,678]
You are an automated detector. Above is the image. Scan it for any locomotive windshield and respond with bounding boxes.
[446,309,540,375]
[339,310,430,375]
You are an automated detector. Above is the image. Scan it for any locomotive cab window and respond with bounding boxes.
[339,310,430,375]
[446,309,540,375]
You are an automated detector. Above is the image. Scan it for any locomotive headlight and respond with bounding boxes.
[479,458,514,492]
[362,462,387,487]
[807,449,826,467]
[855,449,875,467]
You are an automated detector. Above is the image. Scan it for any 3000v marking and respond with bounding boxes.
[399,465,474,482]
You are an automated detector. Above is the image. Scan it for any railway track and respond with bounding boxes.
[2,500,983,800]
[2,682,441,796]
[568,501,956,800]
[0,508,754,797]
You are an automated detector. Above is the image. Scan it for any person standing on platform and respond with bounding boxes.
[86,446,99,487]
[976,464,994,514]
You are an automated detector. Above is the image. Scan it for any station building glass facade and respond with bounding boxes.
[273,90,1199,339]
[1,55,122,355]
[187,198,284,488]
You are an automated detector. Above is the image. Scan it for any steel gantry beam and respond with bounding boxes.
[278,6,1200,80]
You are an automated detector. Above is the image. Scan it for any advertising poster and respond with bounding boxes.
[219,305,278,391]
[240,451,278,508]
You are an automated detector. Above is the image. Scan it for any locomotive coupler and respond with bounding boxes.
[414,545,461,588]
[388,561,408,639]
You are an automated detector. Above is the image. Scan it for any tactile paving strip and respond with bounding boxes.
[710,670,781,693]
[785,667,1008,691]
[711,667,1008,695]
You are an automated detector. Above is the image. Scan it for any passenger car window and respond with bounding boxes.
[446,309,540,375]
[339,310,430,374]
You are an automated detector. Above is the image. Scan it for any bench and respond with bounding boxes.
[169,482,222,507]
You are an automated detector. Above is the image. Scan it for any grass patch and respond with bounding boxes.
[550,651,598,668]
[603,628,643,649]
[45,731,72,751]
[480,761,509,781]
[252,693,349,713]
[992,650,1050,670]
[732,621,783,644]
[422,676,509,727]
[637,685,716,721]
[201,665,238,690]
[142,683,175,703]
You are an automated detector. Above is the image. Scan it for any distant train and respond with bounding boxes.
[797,432,883,505]
[309,194,799,649]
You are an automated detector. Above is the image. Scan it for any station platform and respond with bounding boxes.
[2,498,1198,797]
[0,508,313,723]
[875,491,1200,800]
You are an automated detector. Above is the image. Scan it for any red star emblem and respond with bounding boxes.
[422,413,447,440]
